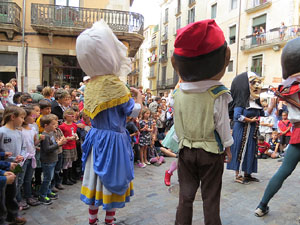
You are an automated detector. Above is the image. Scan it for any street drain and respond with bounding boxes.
[168,184,202,201]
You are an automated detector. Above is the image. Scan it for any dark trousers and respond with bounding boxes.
[0,182,19,224]
[52,153,63,188]
[175,147,224,225]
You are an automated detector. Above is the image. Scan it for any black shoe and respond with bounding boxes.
[62,179,73,185]
[69,177,77,184]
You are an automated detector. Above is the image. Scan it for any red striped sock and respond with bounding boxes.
[89,205,98,224]
[105,208,116,224]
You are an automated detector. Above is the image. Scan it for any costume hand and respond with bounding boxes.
[4,152,13,158]
[10,162,17,171]
[224,147,232,163]
[130,87,140,96]
[5,173,16,184]
[15,155,24,163]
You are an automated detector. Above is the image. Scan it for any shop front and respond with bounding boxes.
[42,55,85,88]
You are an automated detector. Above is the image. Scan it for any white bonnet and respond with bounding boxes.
[76,20,131,77]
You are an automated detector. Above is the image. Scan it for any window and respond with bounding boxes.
[231,0,237,10]
[176,17,181,31]
[188,7,195,24]
[55,0,79,7]
[164,8,169,23]
[188,0,195,5]
[228,60,233,72]
[162,66,167,85]
[177,0,181,14]
[251,55,263,76]
[229,25,236,44]
[161,44,168,58]
[211,3,217,19]
[149,80,152,90]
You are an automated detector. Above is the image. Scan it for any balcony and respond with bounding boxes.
[160,54,168,63]
[241,25,300,52]
[0,2,21,39]
[157,77,177,89]
[246,0,272,13]
[162,33,168,43]
[148,55,157,66]
[31,3,144,57]
[149,39,157,51]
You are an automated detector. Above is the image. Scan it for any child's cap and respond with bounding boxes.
[174,19,225,58]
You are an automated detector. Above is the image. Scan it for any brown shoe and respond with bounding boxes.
[9,216,27,225]
[55,183,65,190]
[51,186,59,193]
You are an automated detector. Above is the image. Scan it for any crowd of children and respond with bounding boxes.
[0,80,92,225]
[258,99,293,159]
[125,89,178,169]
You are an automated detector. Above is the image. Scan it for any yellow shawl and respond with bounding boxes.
[84,75,131,119]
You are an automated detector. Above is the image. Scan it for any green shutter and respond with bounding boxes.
[230,25,236,37]
[253,14,266,27]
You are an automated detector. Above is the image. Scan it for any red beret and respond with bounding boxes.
[174,19,225,57]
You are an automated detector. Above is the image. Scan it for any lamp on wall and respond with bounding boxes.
[272,44,280,51]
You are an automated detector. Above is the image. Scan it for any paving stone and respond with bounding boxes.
[23,158,300,225]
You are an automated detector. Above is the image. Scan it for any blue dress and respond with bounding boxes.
[227,107,263,174]
[80,98,135,209]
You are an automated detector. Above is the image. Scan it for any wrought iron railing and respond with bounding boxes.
[31,3,144,35]
[246,0,271,11]
[157,77,177,89]
[241,25,300,50]
[0,2,21,27]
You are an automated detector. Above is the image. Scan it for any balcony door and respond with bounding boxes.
[55,0,79,7]
[252,14,266,45]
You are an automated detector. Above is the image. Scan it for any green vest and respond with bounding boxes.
[174,85,229,154]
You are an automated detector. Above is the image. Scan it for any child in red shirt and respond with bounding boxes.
[278,111,292,150]
[59,108,78,185]
[257,135,270,159]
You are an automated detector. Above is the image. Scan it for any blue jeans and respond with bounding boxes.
[40,162,56,197]
[16,159,35,201]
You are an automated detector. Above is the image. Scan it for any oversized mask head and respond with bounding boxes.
[249,75,264,100]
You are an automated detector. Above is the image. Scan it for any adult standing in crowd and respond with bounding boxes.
[149,96,161,114]
[9,78,18,92]
[51,89,71,122]
[31,85,44,103]
[78,76,90,102]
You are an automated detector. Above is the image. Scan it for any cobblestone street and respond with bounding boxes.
[23,158,300,225]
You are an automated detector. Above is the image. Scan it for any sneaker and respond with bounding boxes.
[26,197,41,206]
[38,196,52,205]
[145,161,151,165]
[18,200,30,210]
[254,206,269,217]
[47,192,58,200]
[164,170,172,186]
[137,163,146,168]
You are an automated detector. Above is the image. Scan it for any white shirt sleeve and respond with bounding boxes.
[129,103,141,118]
[214,93,234,148]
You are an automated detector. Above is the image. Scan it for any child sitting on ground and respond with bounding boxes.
[148,134,165,166]
[257,135,271,159]
[268,131,280,158]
